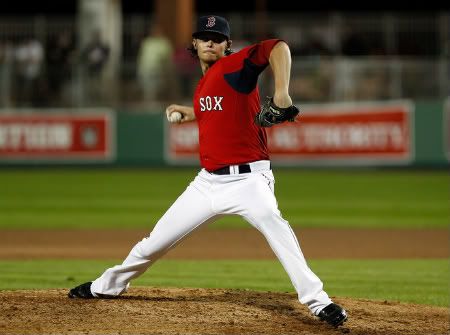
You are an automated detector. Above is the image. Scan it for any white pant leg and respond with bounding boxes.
[214,170,332,315]
[91,172,216,296]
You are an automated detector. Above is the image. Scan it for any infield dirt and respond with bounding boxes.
[0,228,448,335]
[0,227,447,259]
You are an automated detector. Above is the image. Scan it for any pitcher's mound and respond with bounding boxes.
[0,287,448,335]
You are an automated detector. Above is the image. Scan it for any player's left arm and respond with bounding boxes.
[254,41,300,128]
[268,41,293,108]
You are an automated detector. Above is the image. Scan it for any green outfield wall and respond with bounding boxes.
[0,99,448,167]
[116,112,165,166]
[414,100,448,165]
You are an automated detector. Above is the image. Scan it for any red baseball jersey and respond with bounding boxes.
[193,39,283,171]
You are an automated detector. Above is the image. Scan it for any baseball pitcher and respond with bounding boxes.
[68,15,347,328]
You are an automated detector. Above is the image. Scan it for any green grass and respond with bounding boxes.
[0,258,447,307]
[0,168,448,229]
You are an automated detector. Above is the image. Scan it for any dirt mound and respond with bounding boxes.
[0,287,448,335]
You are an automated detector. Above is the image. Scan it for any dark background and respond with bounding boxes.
[0,0,447,15]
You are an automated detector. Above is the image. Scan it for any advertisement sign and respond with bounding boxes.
[0,111,114,162]
[166,101,413,166]
[267,102,413,165]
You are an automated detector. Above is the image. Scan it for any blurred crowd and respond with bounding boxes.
[0,30,109,108]
[0,12,447,109]
[0,25,201,108]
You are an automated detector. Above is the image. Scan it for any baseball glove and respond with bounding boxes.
[254,97,300,127]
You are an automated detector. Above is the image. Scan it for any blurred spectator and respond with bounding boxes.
[81,30,110,105]
[136,22,174,102]
[0,39,14,107]
[46,30,76,106]
[173,45,197,100]
[334,59,390,101]
[340,24,370,56]
[355,69,389,100]
[300,25,336,56]
[290,59,333,102]
[13,36,46,107]
[300,39,334,56]
[275,25,303,56]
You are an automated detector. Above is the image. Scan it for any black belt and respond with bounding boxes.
[210,164,251,175]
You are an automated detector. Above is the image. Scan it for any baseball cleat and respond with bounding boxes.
[317,303,348,327]
[68,281,95,299]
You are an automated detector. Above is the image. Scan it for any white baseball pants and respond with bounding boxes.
[91,160,332,314]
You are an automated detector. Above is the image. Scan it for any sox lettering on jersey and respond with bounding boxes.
[199,96,224,111]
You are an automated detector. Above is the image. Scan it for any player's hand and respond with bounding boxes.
[166,104,182,122]
[273,91,292,109]
[165,105,196,123]
[254,95,300,128]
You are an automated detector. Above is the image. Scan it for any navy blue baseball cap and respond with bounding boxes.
[192,15,230,40]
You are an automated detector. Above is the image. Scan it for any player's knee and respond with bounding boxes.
[132,237,169,260]
[248,207,277,226]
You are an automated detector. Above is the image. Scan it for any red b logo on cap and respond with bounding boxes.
[206,16,216,28]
